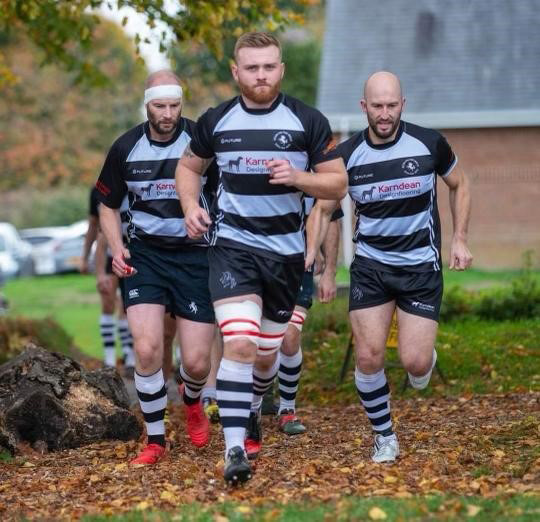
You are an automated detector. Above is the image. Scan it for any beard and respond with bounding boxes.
[367,111,402,140]
[238,79,281,105]
[147,110,179,136]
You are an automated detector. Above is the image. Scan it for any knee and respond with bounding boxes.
[355,345,384,373]
[402,352,433,376]
[255,352,278,372]
[182,352,211,379]
[223,339,257,364]
[280,327,300,356]
[133,339,160,370]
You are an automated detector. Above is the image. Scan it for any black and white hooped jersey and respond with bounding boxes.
[95,119,216,249]
[337,121,457,272]
[189,93,338,262]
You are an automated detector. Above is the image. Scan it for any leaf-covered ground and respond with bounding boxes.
[0,393,538,520]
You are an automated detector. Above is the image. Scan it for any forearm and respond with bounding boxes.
[82,218,98,261]
[176,159,204,214]
[294,170,347,200]
[305,200,335,262]
[98,205,123,256]
[449,172,471,241]
[94,233,107,276]
[321,220,340,277]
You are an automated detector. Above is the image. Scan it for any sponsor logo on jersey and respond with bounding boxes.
[140,183,153,197]
[128,289,139,299]
[220,271,237,289]
[220,137,242,144]
[132,168,152,175]
[402,158,420,175]
[378,180,421,193]
[353,173,374,181]
[273,131,293,150]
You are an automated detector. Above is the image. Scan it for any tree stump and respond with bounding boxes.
[0,344,142,454]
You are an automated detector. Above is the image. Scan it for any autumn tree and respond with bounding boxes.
[0,0,319,89]
[0,19,146,189]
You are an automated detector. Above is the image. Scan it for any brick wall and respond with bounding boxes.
[437,127,540,269]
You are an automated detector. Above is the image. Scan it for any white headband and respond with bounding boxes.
[144,84,183,105]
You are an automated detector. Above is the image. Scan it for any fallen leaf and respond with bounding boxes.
[467,505,482,517]
[369,506,387,520]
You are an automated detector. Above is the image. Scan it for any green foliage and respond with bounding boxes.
[0,185,89,228]
[1,0,317,88]
[0,20,146,189]
[0,316,74,364]
[440,255,540,321]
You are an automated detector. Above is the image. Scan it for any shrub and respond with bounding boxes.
[0,317,74,364]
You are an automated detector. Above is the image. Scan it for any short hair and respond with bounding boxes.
[233,32,282,61]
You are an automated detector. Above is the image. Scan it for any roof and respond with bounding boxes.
[317,0,540,131]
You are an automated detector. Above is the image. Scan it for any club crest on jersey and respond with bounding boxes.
[273,131,292,150]
[401,158,420,175]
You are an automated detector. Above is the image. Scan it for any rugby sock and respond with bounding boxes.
[355,368,393,436]
[217,358,253,454]
[252,355,280,412]
[99,314,116,367]
[134,369,167,447]
[179,366,208,405]
[278,348,302,414]
[117,318,134,367]
[408,349,437,390]
[201,386,217,402]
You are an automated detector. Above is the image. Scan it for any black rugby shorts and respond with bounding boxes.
[208,245,304,323]
[348,256,443,321]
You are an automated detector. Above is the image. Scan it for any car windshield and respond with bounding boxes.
[24,236,54,245]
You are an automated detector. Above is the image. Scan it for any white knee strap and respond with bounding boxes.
[215,300,262,346]
[289,309,307,332]
[258,317,288,355]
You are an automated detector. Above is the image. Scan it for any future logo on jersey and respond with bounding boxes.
[273,131,292,150]
[401,158,420,176]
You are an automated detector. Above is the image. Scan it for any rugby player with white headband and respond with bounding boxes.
[96,70,218,466]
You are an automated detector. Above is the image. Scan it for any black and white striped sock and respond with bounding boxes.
[252,355,280,412]
[217,358,253,454]
[278,348,302,414]
[99,314,116,367]
[355,368,393,436]
[134,369,167,447]
[117,318,134,366]
[179,366,208,405]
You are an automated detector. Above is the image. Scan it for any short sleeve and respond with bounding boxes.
[306,111,340,167]
[435,135,457,176]
[89,188,100,217]
[189,110,216,159]
[95,142,127,208]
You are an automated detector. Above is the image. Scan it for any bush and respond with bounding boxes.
[0,317,74,364]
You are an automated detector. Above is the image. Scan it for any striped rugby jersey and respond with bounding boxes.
[96,119,217,249]
[189,93,338,262]
[337,121,457,272]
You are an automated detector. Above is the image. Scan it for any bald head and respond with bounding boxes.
[363,71,402,101]
[145,69,181,89]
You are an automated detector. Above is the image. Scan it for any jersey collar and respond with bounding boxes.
[144,118,185,147]
[364,120,405,150]
[239,93,283,114]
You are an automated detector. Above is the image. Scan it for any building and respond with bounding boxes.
[318,0,540,269]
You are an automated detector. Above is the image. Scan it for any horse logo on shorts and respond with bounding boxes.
[220,271,237,289]
[352,286,364,301]
[188,301,198,314]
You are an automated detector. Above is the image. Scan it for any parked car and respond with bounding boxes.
[0,222,34,277]
[0,234,20,281]
[19,226,70,275]
[20,221,94,275]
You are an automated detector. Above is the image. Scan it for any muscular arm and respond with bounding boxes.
[175,144,212,238]
[442,165,473,270]
[267,157,348,200]
[318,220,340,303]
[80,215,99,273]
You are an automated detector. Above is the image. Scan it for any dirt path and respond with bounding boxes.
[0,393,538,520]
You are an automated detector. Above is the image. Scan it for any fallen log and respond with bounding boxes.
[0,344,142,453]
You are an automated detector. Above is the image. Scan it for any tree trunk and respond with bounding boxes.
[0,344,142,454]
